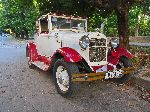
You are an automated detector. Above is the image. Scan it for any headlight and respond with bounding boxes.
[111,38,119,48]
[79,35,90,50]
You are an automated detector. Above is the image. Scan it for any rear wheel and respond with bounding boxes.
[116,57,133,83]
[53,59,79,97]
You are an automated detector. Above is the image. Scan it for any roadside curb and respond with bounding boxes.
[136,75,150,83]
[132,76,150,90]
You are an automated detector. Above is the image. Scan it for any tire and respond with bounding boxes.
[53,59,79,97]
[26,47,35,69]
[116,57,133,84]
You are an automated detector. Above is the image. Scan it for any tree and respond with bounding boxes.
[129,0,150,36]
[0,0,38,39]
[89,0,144,48]
[1,0,148,41]
[36,0,144,48]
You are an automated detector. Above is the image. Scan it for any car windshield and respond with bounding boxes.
[51,16,86,32]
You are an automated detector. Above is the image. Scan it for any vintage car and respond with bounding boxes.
[26,13,134,97]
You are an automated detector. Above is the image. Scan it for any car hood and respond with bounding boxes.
[50,30,105,43]
[52,30,89,39]
[50,30,106,49]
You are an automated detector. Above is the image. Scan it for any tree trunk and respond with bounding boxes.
[115,1,129,48]
[24,29,29,40]
[15,33,19,38]
[134,24,139,37]
[21,32,24,39]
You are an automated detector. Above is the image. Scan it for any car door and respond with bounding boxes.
[35,33,61,57]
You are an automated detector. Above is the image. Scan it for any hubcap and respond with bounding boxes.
[56,66,69,92]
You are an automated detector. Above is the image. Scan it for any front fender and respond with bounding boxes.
[56,47,82,62]
[108,47,134,65]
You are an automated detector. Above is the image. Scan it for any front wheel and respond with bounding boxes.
[53,59,79,97]
[116,57,133,83]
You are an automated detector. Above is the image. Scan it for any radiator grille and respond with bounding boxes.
[89,38,107,62]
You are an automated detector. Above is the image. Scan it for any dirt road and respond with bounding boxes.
[0,36,150,112]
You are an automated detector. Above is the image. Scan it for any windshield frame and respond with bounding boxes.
[49,15,87,32]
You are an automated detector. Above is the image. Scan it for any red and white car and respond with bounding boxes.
[26,13,134,97]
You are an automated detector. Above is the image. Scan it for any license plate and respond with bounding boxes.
[104,69,124,79]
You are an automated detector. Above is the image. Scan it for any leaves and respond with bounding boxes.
[0,0,149,39]
[0,0,38,39]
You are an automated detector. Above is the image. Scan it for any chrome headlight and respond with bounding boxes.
[111,38,119,48]
[79,35,90,50]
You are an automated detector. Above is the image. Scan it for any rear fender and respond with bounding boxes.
[55,47,82,62]
[26,42,38,61]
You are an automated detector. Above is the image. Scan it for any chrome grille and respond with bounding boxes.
[89,38,107,62]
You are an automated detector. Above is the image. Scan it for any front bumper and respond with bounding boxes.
[71,67,134,82]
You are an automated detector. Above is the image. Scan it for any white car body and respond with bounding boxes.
[31,14,108,71]
[26,13,134,96]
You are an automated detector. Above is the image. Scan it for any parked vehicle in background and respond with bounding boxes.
[26,13,134,97]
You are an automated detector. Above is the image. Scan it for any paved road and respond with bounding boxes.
[129,42,150,47]
[0,36,150,112]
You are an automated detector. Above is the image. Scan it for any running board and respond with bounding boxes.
[32,61,49,71]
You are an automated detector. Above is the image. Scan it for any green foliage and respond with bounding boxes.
[89,3,149,37]
[138,15,150,36]
[87,0,150,37]
[36,0,94,17]
[0,0,149,39]
[88,11,118,37]
[128,5,141,36]
[104,13,118,37]
[0,0,38,39]
[88,11,105,31]
[129,2,150,36]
